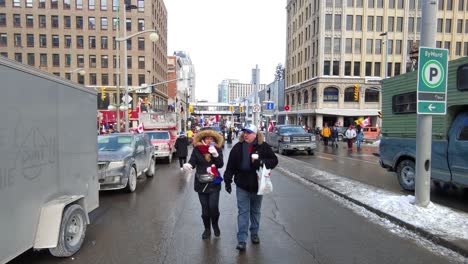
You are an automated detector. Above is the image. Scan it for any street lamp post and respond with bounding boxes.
[118,4,159,132]
[380,32,388,78]
[68,68,86,76]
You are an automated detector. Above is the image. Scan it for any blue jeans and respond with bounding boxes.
[357,139,362,149]
[236,187,263,243]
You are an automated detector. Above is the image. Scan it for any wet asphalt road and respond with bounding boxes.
[10,141,460,264]
[292,141,468,214]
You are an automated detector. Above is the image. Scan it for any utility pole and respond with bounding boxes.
[253,64,259,127]
[415,0,437,207]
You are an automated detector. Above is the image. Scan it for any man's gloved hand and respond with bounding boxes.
[225,183,232,194]
[182,163,193,172]
[208,146,219,157]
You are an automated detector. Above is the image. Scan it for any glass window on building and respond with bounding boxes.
[14,34,21,47]
[447,0,453,10]
[388,0,395,8]
[324,61,331,75]
[113,18,118,30]
[374,62,381,77]
[138,74,145,85]
[344,61,351,76]
[345,38,352,53]
[396,17,403,32]
[89,17,96,30]
[26,0,32,7]
[396,40,402,54]
[367,16,374,31]
[52,53,59,66]
[397,0,404,9]
[101,17,108,30]
[89,55,96,68]
[76,0,83,9]
[344,87,355,101]
[365,89,379,102]
[77,74,84,85]
[464,42,468,56]
[77,36,84,48]
[375,39,381,54]
[39,34,47,48]
[323,87,338,102]
[138,56,145,69]
[64,16,71,28]
[65,35,71,48]
[88,0,95,9]
[40,53,47,66]
[356,0,363,7]
[26,14,34,27]
[354,61,361,76]
[388,16,394,32]
[437,18,443,32]
[102,74,109,85]
[27,53,35,66]
[101,36,108,49]
[90,73,97,85]
[394,63,401,76]
[51,0,58,8]
[368,0,374,8]
[13,0,20,7]
[387,63,392,77]
[52,35,59,48]
[126,18,131,31]
[325,38,331,53]
[334,14,341,30]
[76,16,83,29]
[346,15,353,30]
[444,42,451,53]
[376,0,383,8]
[101,0,107,10]
[325,14,332,30]
[13,14,21,27]
[354,38,361,53]
[14,53,22,63]
[65,73,71,80]
[456,42,462,55]
[127,56,132,69]
[376,16,382,32]
[63,0,70,9]
[365,62,372,76]
[126,38,132,50]
[51,15,59,28]
[138,37,145,50]
[388,39,393,54]
[436,41,442,48]
[39,15,46,28]
[89,36,96,49]
[347,0,353,7]
[101,55,108,68]
[445,19,452,33]
[0,33,7,47]
[408,17,414,33]
[127,74,133,86]
[138,19,144,31]
[333,61,340,76]
[366,39,373,54]
[77,54,84,67]
[27,34,34,47]
[333,38,340,53]
[457,19,463,33]
[137,0,144,11]
[356,15,362,31]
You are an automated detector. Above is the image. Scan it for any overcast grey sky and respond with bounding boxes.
[165,0,287,102]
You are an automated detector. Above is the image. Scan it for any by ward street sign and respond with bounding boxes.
[417,47,448,115]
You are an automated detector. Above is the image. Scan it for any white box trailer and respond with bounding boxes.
[0,57,99,263]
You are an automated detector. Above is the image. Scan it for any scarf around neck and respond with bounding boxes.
[196,144,211,162]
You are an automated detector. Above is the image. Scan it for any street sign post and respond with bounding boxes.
[417,47,448,115]
[252,103,261,113]
[262,101,274,116]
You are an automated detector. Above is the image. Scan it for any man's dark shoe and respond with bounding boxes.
[236,242,246,251]
[251,234,260,244]
[213,225,220,237]
[202,229,211,240]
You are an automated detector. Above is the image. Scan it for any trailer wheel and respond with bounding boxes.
[125,166,137,193]
[396,159,415,191]
[146,158,155,177]
[49,204,87,257]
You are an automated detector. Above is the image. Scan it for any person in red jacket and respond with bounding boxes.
[223,124,278,251]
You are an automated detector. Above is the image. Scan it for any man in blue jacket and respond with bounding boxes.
[224,124,278,251]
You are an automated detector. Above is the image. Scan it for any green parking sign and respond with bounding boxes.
[417,47,448,115]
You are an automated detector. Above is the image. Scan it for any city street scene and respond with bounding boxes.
[1,0,468,264]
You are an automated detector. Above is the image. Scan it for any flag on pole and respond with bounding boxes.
[360,117,371,127]
[268,121,275,132]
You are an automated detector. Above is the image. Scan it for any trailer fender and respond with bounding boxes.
[34,195,89,249]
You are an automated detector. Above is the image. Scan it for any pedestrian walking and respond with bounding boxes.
[182,130,224,239]
[175,131,190,170]
[234,127,239,137]
[223,124,278,251]
[227,127,233,144]
[356,126,364,151]
[186,129,193,143]
[321,123,331,146]
[345,125,357,150]
[330,123,339,148]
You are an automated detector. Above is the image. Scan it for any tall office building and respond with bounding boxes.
[0,0,168,112]
[284,0,467,128]
[251,64,260,84]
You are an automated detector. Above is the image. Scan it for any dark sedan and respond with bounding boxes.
[97,133,155,192]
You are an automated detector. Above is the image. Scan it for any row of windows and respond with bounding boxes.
[0,0,145,12]
[0,52,147,70]
[0,33,147,50]
[323,60,403,77]
[0,13,145,32]
[286,87,380,105]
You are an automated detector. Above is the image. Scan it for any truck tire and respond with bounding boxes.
[396,159,415,191]
[146,158,155,177]
[125,166,137,193]
[49,204,87,257]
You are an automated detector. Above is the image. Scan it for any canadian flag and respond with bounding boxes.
[268,121,275,132]
[360,117,371,128]
[137,122,144,133]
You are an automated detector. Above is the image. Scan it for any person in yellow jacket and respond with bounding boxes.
[321,123,331,146]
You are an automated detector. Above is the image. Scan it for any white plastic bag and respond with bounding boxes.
[257,163,273,195]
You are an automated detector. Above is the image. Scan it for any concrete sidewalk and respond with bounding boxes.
[276,154,468,258]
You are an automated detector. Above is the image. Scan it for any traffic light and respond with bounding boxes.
[101,87,107,101]
[239,106,243,112]
[378,111,382,118]
[354,84,359,101]
[229,105,234,112]
[188,105,193,113]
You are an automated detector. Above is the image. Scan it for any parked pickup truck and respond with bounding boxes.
[379,56,468,191]
[266,125,316,155]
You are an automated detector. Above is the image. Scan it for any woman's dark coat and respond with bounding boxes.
[174,135,189,157]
